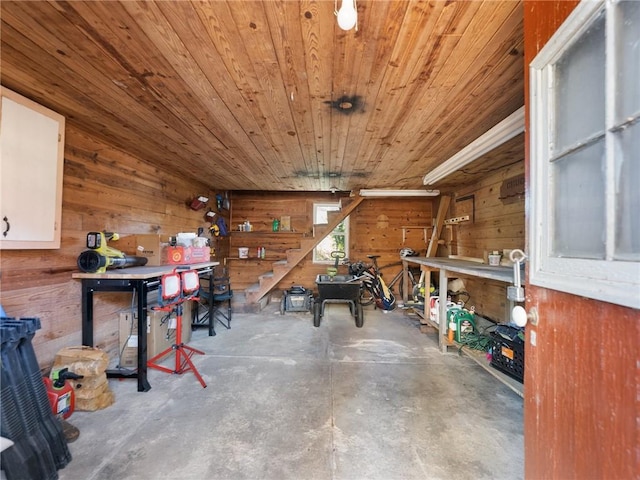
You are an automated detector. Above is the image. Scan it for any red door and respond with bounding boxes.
[523,2,638,478]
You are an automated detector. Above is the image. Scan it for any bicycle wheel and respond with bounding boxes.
[355,302,364,328]
[376,262,404,296]
[394,270,411,300]
[359,285,375,306]
[412,283,425,303]
[397,273,405,299]
[395,267,421,300]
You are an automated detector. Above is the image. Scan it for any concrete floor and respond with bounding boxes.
[58,303,523,480]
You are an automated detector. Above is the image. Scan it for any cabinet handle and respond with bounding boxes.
[2,216,9,237]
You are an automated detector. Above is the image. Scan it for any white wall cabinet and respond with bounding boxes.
[0,87,65,249]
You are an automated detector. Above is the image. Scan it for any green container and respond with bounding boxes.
[448,308,476,342]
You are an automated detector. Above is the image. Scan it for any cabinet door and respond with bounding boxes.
[0,87,65,249]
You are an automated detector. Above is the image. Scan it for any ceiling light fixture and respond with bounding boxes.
[359,189,440,197]
[335,0,357,31]
[422,106,525,186]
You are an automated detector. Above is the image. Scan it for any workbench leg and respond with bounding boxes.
[81,283,93,347]
[439,269,449,353]
[136,285,151,392]
[208,266,215,337]
[402,260,409,304]
[421,266,431,323]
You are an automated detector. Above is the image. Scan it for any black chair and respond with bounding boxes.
[192,270,233,335]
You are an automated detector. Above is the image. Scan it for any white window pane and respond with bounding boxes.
[551,140,606,259]
[313,203,348,263]
[616,0,640,122]
[316,236,337,261]
[554,13,605,152]
[315,205,336,224]
[530,0,640,309]
[615,122,640,260]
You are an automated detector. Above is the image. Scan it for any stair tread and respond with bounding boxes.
[243,196,365,305]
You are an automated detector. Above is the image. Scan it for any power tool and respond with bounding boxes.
[77,231,148,273]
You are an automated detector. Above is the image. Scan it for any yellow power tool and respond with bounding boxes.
[77,231,148,273]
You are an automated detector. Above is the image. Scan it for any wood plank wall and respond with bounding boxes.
[447,161,525,322]
[2,122,523,372]
[0,124,230,370]
[230,175,524,325]
[229,192,434,292]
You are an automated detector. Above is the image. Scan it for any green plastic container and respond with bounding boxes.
[448,308,476,342]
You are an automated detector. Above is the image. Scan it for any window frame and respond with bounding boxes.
[529,0,640,309]
[312,202,349,264]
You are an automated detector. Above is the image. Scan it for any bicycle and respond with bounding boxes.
[368,255,427,303]
[343,255,424,308]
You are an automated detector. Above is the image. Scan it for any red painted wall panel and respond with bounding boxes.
[524,2,639,478]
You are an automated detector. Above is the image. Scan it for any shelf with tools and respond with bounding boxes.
[229,229,307,290]
[402,257,520,349]
[401,256,525,396]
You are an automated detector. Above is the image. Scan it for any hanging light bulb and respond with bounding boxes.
[336,0,357,31]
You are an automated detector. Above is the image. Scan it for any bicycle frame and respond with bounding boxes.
[343,256,397,310]
[367,257,423,299]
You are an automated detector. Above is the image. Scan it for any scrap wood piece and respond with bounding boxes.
[426,195,451,257]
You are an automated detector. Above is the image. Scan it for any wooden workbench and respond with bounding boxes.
[72,261,219,391]
[401,257,524,396]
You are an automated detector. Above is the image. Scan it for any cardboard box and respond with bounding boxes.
[189,246,210,264]
[120,234,169,266]
[118,301,193,368]
[134,234,167,266]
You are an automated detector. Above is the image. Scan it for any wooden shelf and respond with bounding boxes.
[402,257,522,351]
[458,345,524,398]
[401,257,525,398]
[227,256,277,261]
[406,305,524,397]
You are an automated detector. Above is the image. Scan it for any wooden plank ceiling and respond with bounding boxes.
[0,0,524,193]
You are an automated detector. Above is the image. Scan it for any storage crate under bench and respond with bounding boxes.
[490,325,525,383]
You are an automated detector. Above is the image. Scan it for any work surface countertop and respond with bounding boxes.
[402,256,521,283]
[71,261,219,280]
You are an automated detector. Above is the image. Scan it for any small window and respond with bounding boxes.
[530,0,640,309]
[313,203,348,263]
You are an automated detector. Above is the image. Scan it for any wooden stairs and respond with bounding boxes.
[243,195,365,306]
